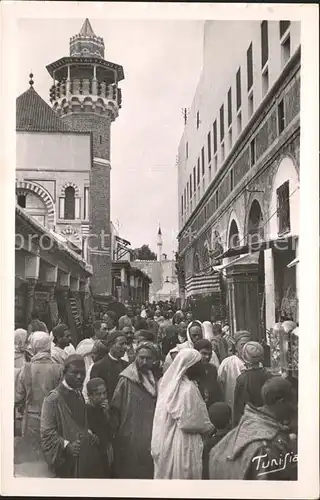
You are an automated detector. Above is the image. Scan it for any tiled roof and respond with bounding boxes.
[16,86,71,132]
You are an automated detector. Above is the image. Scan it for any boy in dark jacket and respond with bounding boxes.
[202,402,232,479]
[86,378,114,477]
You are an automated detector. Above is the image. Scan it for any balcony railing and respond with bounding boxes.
[49,79,122,107]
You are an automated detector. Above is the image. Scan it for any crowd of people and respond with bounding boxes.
[14,303,298,480]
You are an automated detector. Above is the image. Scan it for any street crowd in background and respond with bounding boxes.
[14,301,298,480]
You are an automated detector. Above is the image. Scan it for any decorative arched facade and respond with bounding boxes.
[60,182,80,197]
[16,180,55,229]
[59,182,81,221]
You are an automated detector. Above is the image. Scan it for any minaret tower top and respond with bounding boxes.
[46,18,124,127]
[70,18,105,59]
[157,225,163,262]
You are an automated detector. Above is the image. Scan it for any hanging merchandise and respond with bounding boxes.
[269,321,298,378]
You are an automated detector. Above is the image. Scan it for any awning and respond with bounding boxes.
[218,235,298,259]
[287,257,299,268]
[185,271,220,298]
[213,252,260,271]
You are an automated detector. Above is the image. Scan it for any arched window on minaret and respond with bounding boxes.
[64,186,75,219]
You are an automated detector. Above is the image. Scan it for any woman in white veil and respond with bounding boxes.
[151,348,213,479]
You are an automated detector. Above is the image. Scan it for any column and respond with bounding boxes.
[25,254,40,281]
[58,271,70,289]
[120,267,126,302]
[75,198,80,219]
[67,65,71,95]
[46,283,58,329]
[134,277,139,302]
[84,187,89,220]
[79,278,90,294]
[24,255,40,325]
[264,248,276,332]
[70,276,80,292]
[59,197,65,219]
[55,270,70,325]
[79,278,92,332]
[143,281,147,303]
[294,240,299,325]
[130,275,135,301]
[59,289,69,325]
[92,65,97,94]
[44,265,58,329]
[120,267,126,283]
[83,236,88,261]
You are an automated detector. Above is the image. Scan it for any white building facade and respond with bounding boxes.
[177,21,300,337]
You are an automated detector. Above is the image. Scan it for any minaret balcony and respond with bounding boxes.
[50,79,122,109]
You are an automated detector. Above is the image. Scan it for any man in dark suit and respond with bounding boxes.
[90,331,128,402]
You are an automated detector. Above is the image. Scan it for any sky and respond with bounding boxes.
[17,18,204,257]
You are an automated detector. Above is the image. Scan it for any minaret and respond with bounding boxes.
[46,19,124,297]
[157,225,163,262]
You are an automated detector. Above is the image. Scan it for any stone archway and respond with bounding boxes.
[16,180,55,229]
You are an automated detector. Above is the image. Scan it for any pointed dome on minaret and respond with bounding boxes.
[157,224,163,262]
[70,18,105,58]
[80,18,95,37]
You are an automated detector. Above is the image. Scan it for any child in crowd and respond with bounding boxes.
[86,378,114,478]
[202,402,232,479]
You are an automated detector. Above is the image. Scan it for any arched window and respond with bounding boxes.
[228,220,240,249]
[64,186,75,220]
[248,200,264,242]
